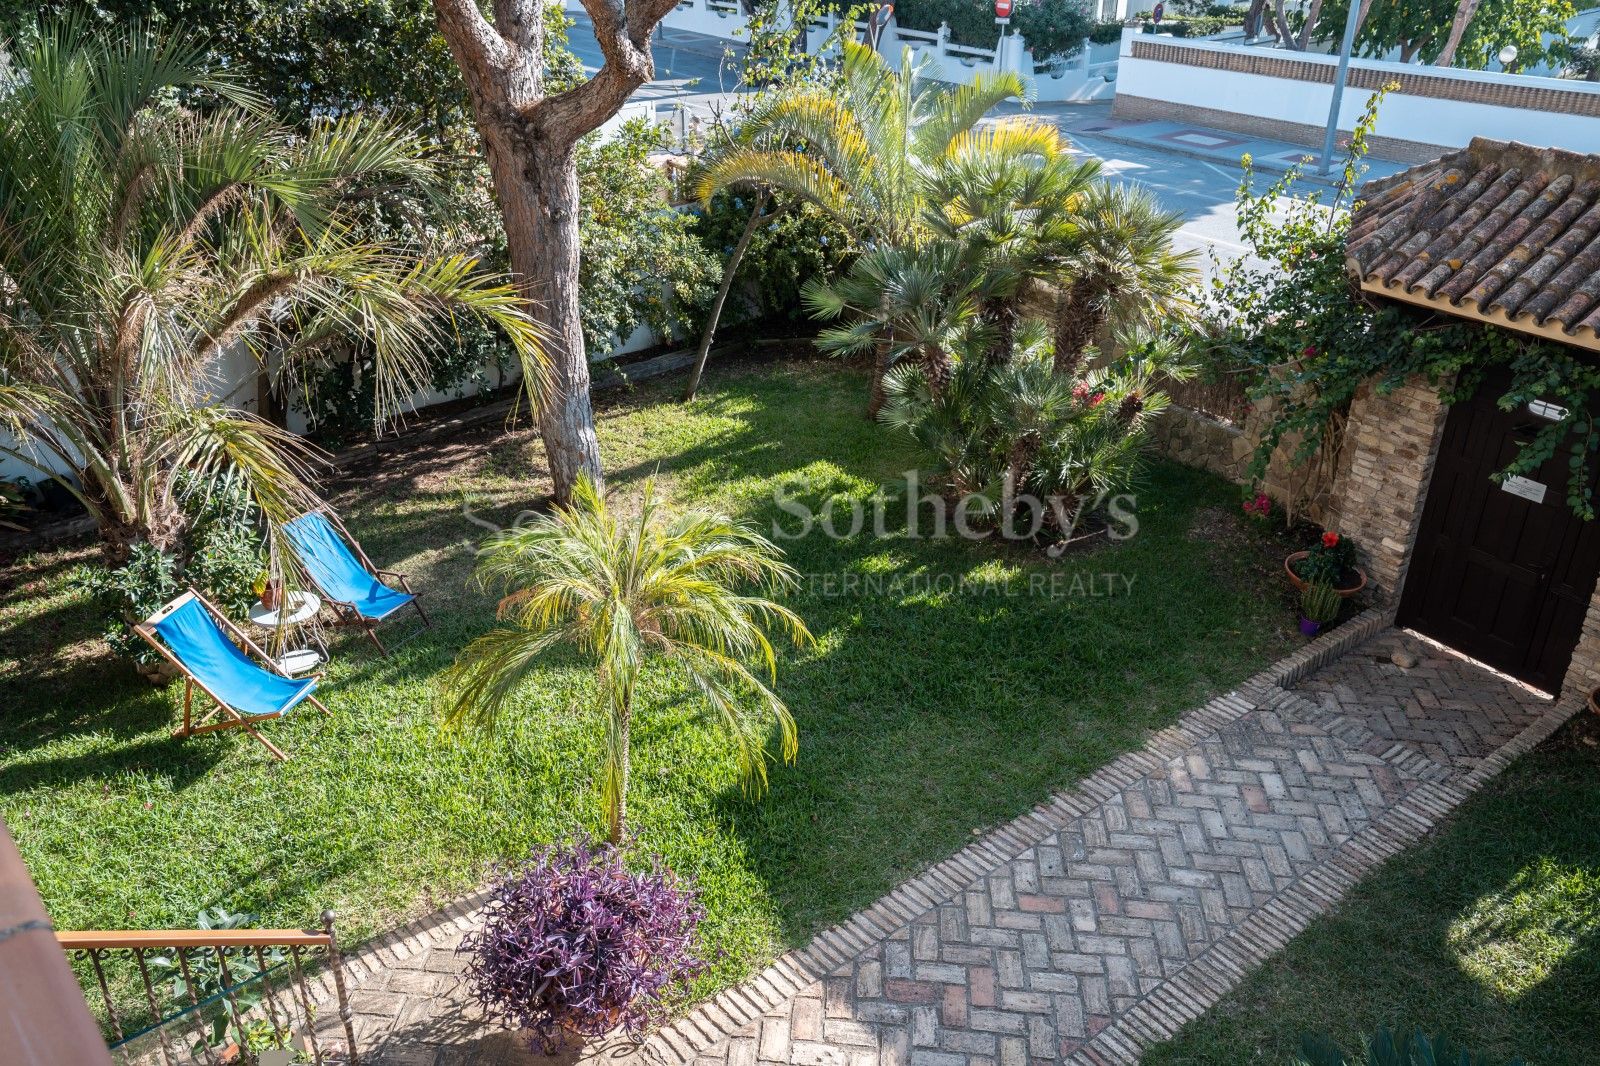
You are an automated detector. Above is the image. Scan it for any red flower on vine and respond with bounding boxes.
[1321,531,1340,548]
[1303,344,1318,358]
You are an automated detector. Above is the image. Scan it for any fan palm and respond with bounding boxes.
[0,21,546,563]
[441,475,814,845]
[925,119,1101,363]
[1049,182,1197,376]
[803,240,980,402]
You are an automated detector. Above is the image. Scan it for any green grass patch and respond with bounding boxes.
[0,359,1299,999]
[1142,739,1600,1066]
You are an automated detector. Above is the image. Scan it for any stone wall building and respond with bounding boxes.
[1156,137,1600,697]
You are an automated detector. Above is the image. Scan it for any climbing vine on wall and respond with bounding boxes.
[1191,86,1600,519]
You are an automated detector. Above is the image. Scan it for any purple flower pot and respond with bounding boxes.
[1298,616,1322,637]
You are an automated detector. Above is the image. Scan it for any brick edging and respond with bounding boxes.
[297,606,1395,1060]
[1060,686,1585,1065]
[627,608,1392,1065]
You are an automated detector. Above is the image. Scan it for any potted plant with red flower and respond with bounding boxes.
[1286,530,1366,597]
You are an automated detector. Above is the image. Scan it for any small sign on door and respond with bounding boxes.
[1502,475,1548,504]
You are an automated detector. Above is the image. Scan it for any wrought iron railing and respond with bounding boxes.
[57,914,361,1065]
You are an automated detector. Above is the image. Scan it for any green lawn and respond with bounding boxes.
[0,358,1300,1000]
[1143,733,1600,1066]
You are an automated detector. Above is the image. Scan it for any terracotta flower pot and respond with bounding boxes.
[260,578,282,610]
[1285,551,1366,598]
[1588,686,1600,717]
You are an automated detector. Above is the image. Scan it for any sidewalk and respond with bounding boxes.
[322,613,1578,1065]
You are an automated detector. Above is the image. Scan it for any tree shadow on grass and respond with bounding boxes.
[0,727,226,794]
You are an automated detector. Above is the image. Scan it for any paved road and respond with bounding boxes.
[568,13,749,101]
[1041,103,1262,271]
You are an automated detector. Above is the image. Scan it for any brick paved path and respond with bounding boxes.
[328,616,1573,1066]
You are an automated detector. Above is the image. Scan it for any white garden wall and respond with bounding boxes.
[1113,31,1600,159]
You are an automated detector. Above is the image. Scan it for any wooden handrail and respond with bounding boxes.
[56,929,333,951]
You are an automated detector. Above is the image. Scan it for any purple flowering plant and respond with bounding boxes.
[459,838,706,1052]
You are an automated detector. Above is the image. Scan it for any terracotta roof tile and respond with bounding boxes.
[1346,138,1600,349]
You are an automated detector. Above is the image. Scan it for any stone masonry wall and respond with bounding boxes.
[1561,604,1600,699]
[1326,377,1449,601]
[1148,401,1338,525]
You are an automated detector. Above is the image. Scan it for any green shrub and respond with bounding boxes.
[293,316,513,447]
[1089,19,1127,43]
[692,192,855,326]
[79,472,266,662]
[1294,1027,1524,1066]
[578,118,721,356]
[895,0,1091,59]
[1015,0,1093,61]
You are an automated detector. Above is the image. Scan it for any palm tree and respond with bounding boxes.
[0,22,545,564]
[441,475,813,844]
[1049,183,1197,377]
[697,42,1027,248]
[804,241,980,402]
[695,41,1026,413]
[924,120,1101,364]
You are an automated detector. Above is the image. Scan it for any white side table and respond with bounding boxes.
[248,591,326,675]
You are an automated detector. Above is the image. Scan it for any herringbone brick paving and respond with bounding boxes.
[326,623,1561,1065]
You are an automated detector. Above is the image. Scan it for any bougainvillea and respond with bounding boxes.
[459,839,706,1051]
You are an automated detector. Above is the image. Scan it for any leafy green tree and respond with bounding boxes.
[577,119,721,356]
[6,0,584,133]
[0,22,544,562]
[441,476,813,844]
[431,0,703,508]
[1314,0,1574,67]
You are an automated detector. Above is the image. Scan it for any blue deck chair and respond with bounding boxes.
[284,509,430,655]
[135,590,328,762]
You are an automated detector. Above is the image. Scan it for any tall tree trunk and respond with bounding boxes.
[1271,0,1301,49]
[434,0,681,505]
[1433,0,1482,67]
[685,189,771,402]
[868,332,895,418]
[1243,0,1269,36]
[1295,0,1324,50]
[1052,281,1102,377]
[527,148,603,501]
[477,121,603,506]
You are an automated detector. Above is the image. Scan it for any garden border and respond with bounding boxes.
[282,607,1387,1058]
[275,605,1584,1063]
[621,607,1392,1065]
